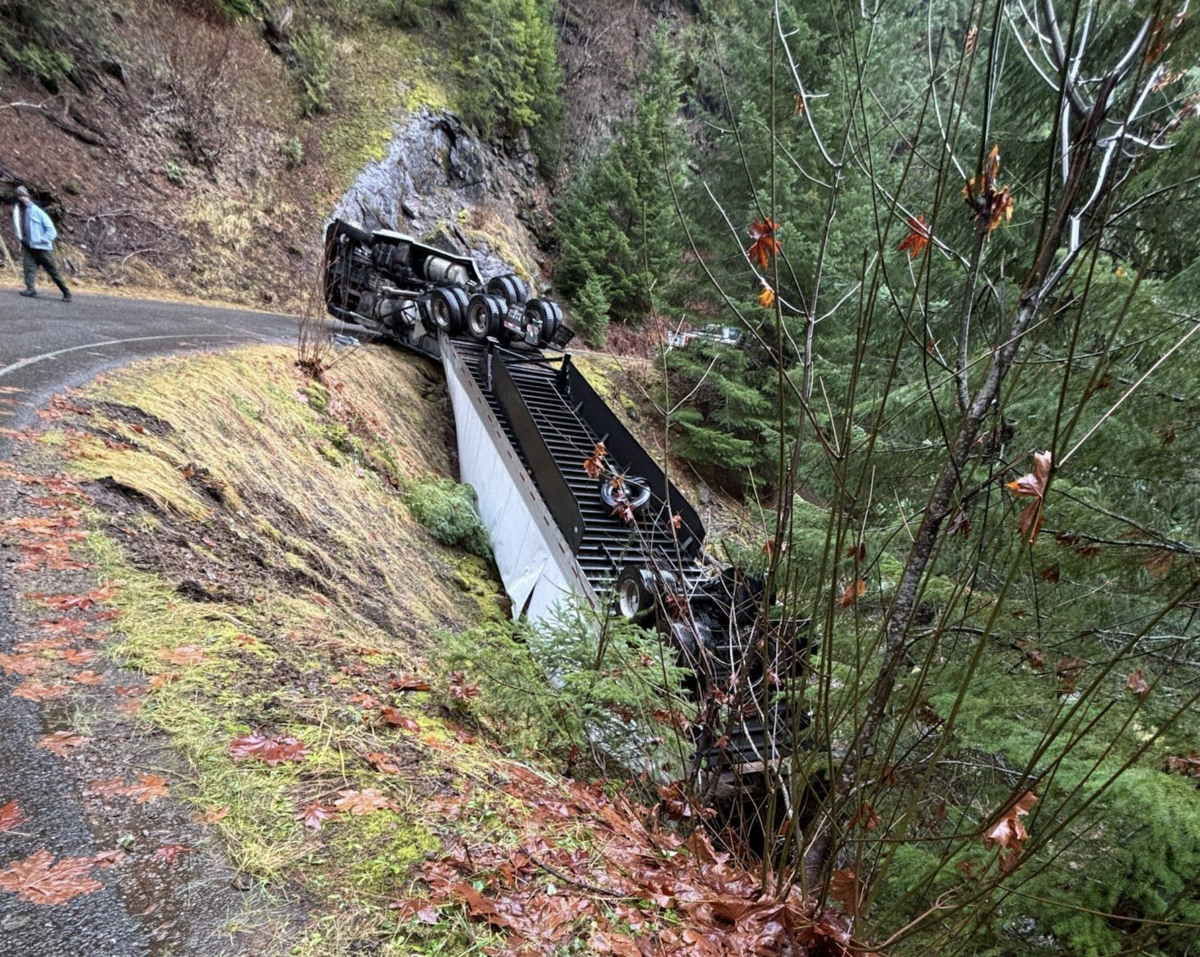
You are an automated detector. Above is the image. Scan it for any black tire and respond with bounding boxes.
[428,286,466,334]
[486,274,529,307]
[599,474,651,510]
[337,222,373,246]
[525,299,559,345]
[466,293,506,340]
[616,564,656,623]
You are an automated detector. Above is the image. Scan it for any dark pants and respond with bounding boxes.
[22,246,69,296]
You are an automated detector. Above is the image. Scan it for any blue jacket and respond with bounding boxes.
[12,202,57,251]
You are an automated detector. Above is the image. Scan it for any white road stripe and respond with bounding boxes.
[0,332,275,380]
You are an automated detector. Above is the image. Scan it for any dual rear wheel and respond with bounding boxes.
[427,273,563,346]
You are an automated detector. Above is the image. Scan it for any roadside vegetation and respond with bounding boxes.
[552,3,1200,956]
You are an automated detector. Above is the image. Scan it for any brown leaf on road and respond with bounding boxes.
[11,680,71,701]
[297,800,337,831]
[86,774,170,804]
[0,652,51,676]
[151,844,193,864]
[71,671,104,686]
[0,800,29,832]
[196,806,230,825]
[334,788,397,816]
[57,648,95,665]
[36,731,89,756]
[0,850,103,905]
[31,587,117,612]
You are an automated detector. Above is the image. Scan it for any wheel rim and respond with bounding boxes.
[468,302,490,338]
[618,579,643,619]
[431,296,451,329]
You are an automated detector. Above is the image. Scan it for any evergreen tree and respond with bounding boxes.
[555,25,688,343]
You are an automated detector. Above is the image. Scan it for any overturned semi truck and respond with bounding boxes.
[322,219,805,784]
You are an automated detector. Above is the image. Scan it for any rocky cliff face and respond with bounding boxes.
[333,108,554,287]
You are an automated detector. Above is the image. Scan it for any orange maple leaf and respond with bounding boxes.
[839,578,866,608]
[758,284,776,309]
[1006,450,1052,543]
[897,214,930,259]
[747,219,781,270]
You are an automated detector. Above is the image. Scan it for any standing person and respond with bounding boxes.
[12,185,71,301]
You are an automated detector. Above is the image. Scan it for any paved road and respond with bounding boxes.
[0,289,299,957]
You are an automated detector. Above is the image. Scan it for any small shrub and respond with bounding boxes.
[164,160,189,186]
[433,604,691,774]
[403,475,491,558]
[293,22,335,117]
[281,135,304,169]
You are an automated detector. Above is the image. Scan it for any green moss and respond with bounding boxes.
[453,556,508,622]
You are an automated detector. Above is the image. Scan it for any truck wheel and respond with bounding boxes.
[486,274,528,306]
[428,286,466,334]
[616,564,656,624]
[599,474,651,510]
[337,222,373,245]
[525,299,559,345]
[466,293,506,340]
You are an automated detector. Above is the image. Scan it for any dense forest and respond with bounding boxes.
[554,2,1200,955]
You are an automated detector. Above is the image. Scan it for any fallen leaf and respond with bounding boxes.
[57,648,95,665]
[0,800,28,832]
[1165,752,1200,778]
[297,800,337,831]
[229,734,310,766]
[334,788,395,815]
[11,680,71,701]
[36,731,88,756]
[71,670,104,686]
[0,652,50,676]
[196,806,230,825]
[86,774,170,804]
[158,645,208,666]
[151,844,193,864]
[380,707,420,732]
[447,672,480,701]
[0,850,103,905]
[367,752,402,774]
[391,898,440,924]
[389,675,431,692]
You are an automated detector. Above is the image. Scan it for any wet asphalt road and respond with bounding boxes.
[0,288,299,957]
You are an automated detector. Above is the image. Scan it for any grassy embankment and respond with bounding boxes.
[30,344,518,953]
